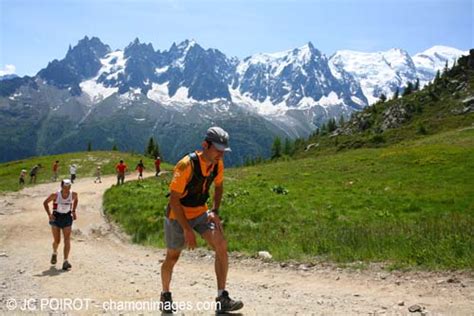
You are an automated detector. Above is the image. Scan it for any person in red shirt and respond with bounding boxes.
[115,160,127,185]
[52,160,59,182]
[154,156,161,177]
[135,160,145,181]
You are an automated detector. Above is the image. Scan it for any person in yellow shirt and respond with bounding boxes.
[160,126,243,314]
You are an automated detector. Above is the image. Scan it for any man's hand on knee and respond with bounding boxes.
[184,229,197,249]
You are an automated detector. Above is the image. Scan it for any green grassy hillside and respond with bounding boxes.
[0,151,170,192]
[293,51,474,158]
[103,127,474,269]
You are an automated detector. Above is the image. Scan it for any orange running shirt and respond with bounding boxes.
[168,151,224,220]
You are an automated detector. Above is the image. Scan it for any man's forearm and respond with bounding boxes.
[43,202,51,215]
[213,185,223,213]
[43,195,53,215]
[170,200,192,231]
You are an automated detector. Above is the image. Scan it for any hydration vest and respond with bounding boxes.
[179,152,219,207]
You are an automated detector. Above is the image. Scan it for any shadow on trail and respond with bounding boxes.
[34,266,66,277]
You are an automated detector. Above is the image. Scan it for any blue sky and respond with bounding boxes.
[0,0,472,76]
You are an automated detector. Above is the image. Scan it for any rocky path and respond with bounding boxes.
[0,175,473,314]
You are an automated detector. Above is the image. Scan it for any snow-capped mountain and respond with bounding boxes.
[232,42,366,118]
[83,38,236,105]
[0,36,468,164]
[0,64,18,81]
[413,45,467,85]
[329,49,417,105]
[329,47,467,104]
[0,74,18,81]
[75,39,366,130]
[38,36,111,96]
[74,39,364,112]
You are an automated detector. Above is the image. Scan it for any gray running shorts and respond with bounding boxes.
[164,211,214,250]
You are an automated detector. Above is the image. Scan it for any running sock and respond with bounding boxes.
[218,289,225,297]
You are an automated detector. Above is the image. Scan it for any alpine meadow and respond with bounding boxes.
[102,52,474,270]
[2,1,473,313]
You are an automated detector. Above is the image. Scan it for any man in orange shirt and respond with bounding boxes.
[160,127,243,314]
[115,160,127,185]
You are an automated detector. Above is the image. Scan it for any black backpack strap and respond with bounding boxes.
[188,152,201,178]
[212,163,219,177]
[165,152,197,195]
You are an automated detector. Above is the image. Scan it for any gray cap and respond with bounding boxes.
[205,126,231,152]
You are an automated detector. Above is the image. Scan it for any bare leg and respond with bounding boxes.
[161,249,181,292]
[202,229,228,290]
[62,227,72,261]
[51,226,61,253]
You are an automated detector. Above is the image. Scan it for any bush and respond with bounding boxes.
[371,134,385,144]
[417,124,428,135]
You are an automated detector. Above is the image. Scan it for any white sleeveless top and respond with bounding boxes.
[55,190,73,214]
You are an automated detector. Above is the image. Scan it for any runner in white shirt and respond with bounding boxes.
[69,164,77,183]
[43,179,78,270]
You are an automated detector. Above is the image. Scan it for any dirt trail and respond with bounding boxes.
[0,175,473,314]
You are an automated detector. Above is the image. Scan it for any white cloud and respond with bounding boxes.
[0,64,16,76]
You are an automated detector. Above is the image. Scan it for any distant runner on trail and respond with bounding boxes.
[19,169,27,186]
[69,164,77,183]
[43,179,78,271]
[94,166,102,183]
[155,156,161,177]
[52,160,59,182]
[160,126,243,314]
[135,160,145,181]
[29,164,41,184]
[115,160,127,185]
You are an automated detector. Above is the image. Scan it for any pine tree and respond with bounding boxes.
[271,137,282,159]
[393,87,399,100]
[244,157,251,166]
[146,137,155,157]
[87,141,92,152]
[339,114,345,126]
[434,70,441,84]
[283,138,292,156]
[320,123,328,135]
[327,118,337,132]
[371,104,377,114]
[414,78,420,91]
[294,138,304,150]
[379,93,387,103]
[402,82,413,96]
[112,144,118,151]
[443,60,449,75]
